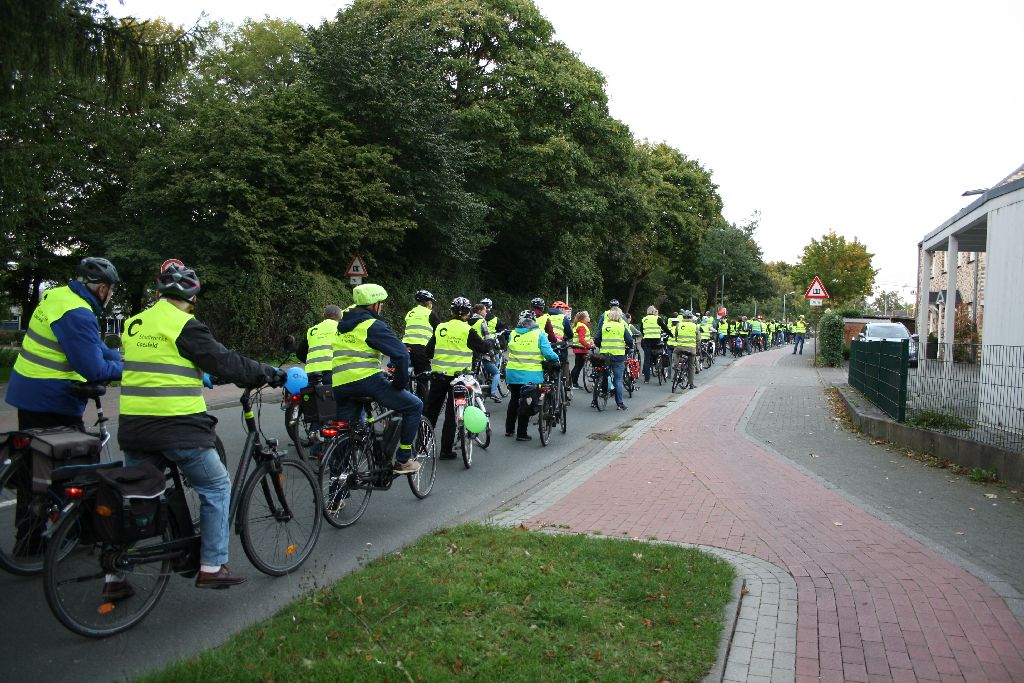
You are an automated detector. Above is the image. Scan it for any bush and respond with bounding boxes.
[0,348,19,368]
[0,330,25,346]
[103,334,122,350]
[818,312,844,366]
[907,410,971,432]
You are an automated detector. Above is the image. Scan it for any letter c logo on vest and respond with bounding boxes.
[127,319,143,337]
[439,328,448,338]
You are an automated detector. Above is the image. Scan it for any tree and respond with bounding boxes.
[870,290,909,316]
[793,231,877,306]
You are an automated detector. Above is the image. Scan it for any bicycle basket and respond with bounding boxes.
[93,463,167,544]
[299,384,336,423]
[0,427,103,494]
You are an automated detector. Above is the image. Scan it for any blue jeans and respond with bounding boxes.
[793,333,805,354]
[482,359,500,397]
[124,447,230,567]
[609,356,625,406]
[334,374,424,458]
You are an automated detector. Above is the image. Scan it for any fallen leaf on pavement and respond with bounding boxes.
[985,494,998,499]
[955,531,965,535]
[833,521,843,526]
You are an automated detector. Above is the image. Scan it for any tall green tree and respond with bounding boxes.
[793,231,877,306]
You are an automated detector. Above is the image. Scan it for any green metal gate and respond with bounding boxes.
[848,340,908,422]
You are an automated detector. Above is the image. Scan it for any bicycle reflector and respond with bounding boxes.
[321,427,339,438]
[64,487,85,500]
[12,435,31,450]
[288,394,301,403]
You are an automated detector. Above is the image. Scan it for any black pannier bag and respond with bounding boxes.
[0,427,103,493]
[93,463,167,544]
[300,384,336,423]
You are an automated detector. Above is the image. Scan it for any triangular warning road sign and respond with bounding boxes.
[344,256,368,277]
[804,276,830,299]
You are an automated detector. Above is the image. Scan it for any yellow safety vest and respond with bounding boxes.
[470,317,490,340]
[332,319,383,385]
[719,319,730,335]
[600,320,627,356]
[432,319,473,375]
[573,321,593,347]
[673,320,698,347]
[641,315,661,340]
[14,285,92,381]
[507,328,543,372]
[402,306,433,346]
[121,299,206,417]
[535,314,551,338]
[793,320,807,334]
[304,318,338,374]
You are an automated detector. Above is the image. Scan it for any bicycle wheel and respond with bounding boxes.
[497,357,509,397]
[582,358,593,393]
[0,459,52,575]
[238,459,322,576]
[43,506,171,638]
[559,385,568,435]
[319,437,372,529]
[472,396,491,449]
[671,365,682,393]
[624,371,634,398]
[538,398,552,446]
[284,402,307,461]
[459,424,473,469]
[408,417,437,498]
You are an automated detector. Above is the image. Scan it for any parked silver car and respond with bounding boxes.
[858,322,918,367]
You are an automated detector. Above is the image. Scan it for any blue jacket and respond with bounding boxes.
[5,281,123,417]
[505,324,559,386]
[336,305,410,388]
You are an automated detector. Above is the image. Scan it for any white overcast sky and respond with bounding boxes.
[111,0,1024,298]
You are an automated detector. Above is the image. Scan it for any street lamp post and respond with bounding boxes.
[782,291,796,322]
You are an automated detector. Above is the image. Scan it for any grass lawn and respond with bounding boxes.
[146,524,735,682]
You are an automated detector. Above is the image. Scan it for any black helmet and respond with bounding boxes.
[609,299,620,307]
[479,297,493,308]
[530,297,545,310]
[414,289,435,303]
[77,257,120,285]
[450,296,472,315]
[518,310,536,323]
[156,263,201,300]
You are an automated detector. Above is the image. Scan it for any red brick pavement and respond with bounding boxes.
[525,359,1024,682]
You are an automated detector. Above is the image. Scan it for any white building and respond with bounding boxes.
[916,163,1024,437]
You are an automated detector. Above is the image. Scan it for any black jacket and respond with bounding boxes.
[118,317,278,452]
[424,319,489,375]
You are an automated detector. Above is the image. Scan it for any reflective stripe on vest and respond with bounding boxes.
[305,318,338,373]
[794,321,806,333]
[573,321,593,346]
[506,328,543,372]
[432,319,473,374]
[600,320,626,355]
[673,321,698,347]
[470,317,490,339]
[13,286,91,381]
[121,299,206,417]
[535,314,550,337]
[332,318,383,384]
[642,315,661,339]
[402,306,433,345]
[750,320,762,333]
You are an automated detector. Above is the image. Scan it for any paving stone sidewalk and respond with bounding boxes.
[499,346,1024,682]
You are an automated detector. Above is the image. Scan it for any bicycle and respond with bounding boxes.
[731,336,745,358]
[450,371,491,468]
[317,395,438,529]
[700,339,716,370]
[649,340,670,385]
[283,380,332,465]
[472,332,509,401]
[589,351,611,411]
[42,382,322,638]
[537,360,568,446]
[670,351,695,393]
[623,349,639,398]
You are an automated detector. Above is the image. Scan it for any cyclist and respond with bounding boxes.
[737,316,750,354]
[530,297,559,344]
[593,308,633,410]
[6,257,123,430]
[717,310,730,356]
[118,263,286,591]
[424,297,490,458]
[570,310,595,388]
[402,290,441,399]
[479,298,508,347]
[333,284,423,473]
[469,303,502,403]
[549,300,573,392]
[295,305,341,385]
[640,306,671,383]
[792,315,807,354]
[671,310,700,390]
[504,310,559,441]
[596,298,620,329]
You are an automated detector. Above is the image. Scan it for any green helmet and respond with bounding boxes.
[352,283,388,306]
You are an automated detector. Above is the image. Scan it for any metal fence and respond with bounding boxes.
[908,344,1024,453]
[848,340,908,421]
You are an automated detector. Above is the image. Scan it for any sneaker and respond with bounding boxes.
[516,434,532,442]
[505,432,513,438]
[616,404,627,411]
[438,451,458,460]
[491,396,503,404]
[572,383,582,389]
[195,565,247,589]
[394,459,423,473]
[102,581,135,601]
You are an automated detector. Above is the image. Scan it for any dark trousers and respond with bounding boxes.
[505,384,539,437]
[571,353,588,386]
[641,340,662,381]
[424,374,457,454]
[407,344,431,399]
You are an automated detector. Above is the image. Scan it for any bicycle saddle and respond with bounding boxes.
[70,382,107,399]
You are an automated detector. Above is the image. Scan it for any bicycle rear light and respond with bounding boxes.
[288,394,301,403]
[454,398,468,406]
[12,435,31,450]
[321,428,339,438]
[65,487,85,500]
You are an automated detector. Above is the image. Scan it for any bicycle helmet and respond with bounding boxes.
[156,263,201,300]
[530,297,545,310]
[552,300,567,310]
[609,299,620,307]
[353,283,388,306]
[518,310,536,324]
[450,296,472,315]
[414,289,435,303]
[682,310,693,319]
[77,257,120,285]
[479,297,493,307]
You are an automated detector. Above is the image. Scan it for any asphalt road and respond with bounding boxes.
[0,351,742,681]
